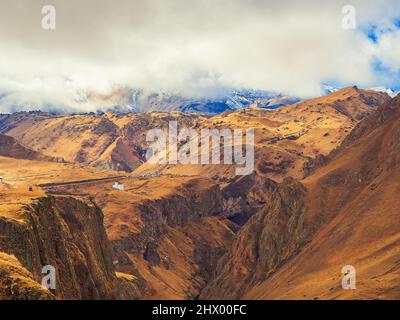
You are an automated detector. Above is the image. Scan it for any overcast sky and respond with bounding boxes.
[0,0,400,112]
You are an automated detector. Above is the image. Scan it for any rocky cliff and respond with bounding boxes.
[0,196,122,299]
[200,177,312,299]
[105,180,236,299]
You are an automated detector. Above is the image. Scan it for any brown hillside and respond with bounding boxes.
[136,87,390,182]
[0,133,58,162]
[0,112,204,172]
[1,88,389,181]
[201,94,400,300]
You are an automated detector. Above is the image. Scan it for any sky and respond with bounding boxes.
[0,0,399,112]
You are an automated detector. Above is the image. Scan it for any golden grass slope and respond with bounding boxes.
[202,94,400,300]
[136,87,390,182]
[0,252,53,300]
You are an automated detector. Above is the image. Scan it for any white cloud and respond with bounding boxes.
[0,0,399,112]
[373,29,400,72]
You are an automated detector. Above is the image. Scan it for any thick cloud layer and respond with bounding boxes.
[0,0,399,112]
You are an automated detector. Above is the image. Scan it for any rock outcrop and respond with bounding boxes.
[0,196,120,299]
[200,177,311,299]
[222,172,278,225]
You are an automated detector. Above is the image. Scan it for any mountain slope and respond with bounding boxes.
[0,87,389,180]
[0,88,397,300]
[0,156,145,299]
[0,252,54,300]
[0,133,58,162]
[137,86,391,182]
[201,94,400,299]
[0,112,204,172]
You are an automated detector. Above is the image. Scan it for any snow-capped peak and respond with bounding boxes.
[321,83,339,94]
[368,86,397,98]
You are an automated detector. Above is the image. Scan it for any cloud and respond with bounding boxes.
[0,0,399,112]
[373,29,400,72]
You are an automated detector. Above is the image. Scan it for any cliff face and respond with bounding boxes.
[107,181,236,299]
[200,178,311,299]
[42,172,278,299]
[222,172,278,224]
[0,196,120,299]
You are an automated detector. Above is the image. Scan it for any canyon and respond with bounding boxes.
[0,87,399,299]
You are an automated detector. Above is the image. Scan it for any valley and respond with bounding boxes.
[0,87,399,300]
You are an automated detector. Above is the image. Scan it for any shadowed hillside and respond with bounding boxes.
[201,94,400,299]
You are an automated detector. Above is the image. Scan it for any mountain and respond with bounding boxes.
[0,132,60,162]
[321,83,339,94]
[368,86,398,98]
[1,84,395,115]
[0,86,398,300]
[322,83,398,98]
[0,87,389,180]
[225,89,300,109]
[137,86,391,182]
[86,87,301,114]
[200,94,400,299]
[0,111,205,172]
[0,152,240,299]
[0,86,300,115]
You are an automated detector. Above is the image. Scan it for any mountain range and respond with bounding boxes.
[0,86,301,115]
[0,86,399,300]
